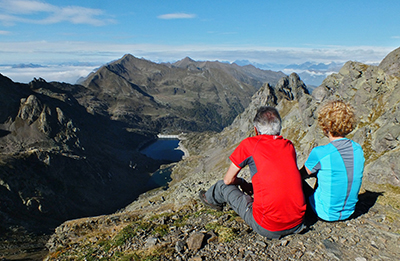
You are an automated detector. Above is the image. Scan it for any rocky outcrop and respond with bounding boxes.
[379,46,400,78]
[217,54,400,188]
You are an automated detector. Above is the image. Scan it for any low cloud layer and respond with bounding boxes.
[0,41,393,65]
[0,41,396,84]
[0,64,98,84]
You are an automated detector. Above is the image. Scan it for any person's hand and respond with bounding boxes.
[240,179,254,196]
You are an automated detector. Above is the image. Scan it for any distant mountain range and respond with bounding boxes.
[3,60,346,88]
[234,60,346,88]
[11,63,46,69]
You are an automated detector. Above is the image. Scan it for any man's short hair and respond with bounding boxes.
[253,106,282,135]
[318,100,356,137]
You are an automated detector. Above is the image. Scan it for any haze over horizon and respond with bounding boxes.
[0,0,399,84]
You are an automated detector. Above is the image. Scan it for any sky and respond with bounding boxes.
[0,0,399,84]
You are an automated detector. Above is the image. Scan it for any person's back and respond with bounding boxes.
[302,100,365,221]
[305,138,364,221]
[231,134,305,231]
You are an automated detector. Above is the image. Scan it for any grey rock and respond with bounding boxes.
[145,237,158,248]
[379,46,400,77]
[175,240,185,253]
[187,232,205,250]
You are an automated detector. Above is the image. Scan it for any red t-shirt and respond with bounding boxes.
[229,135,306,231]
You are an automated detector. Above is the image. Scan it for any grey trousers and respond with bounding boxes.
[205,180,305,239]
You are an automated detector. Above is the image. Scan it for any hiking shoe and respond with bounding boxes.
[199,190,223,211]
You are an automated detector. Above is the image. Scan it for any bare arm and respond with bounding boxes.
[223,162,242,185]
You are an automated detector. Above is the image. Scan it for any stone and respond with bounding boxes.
[188,257,202,261]
[175,240,185,253]
[145,237,158,248]
[187,232,205,250]
[206,230,218,244]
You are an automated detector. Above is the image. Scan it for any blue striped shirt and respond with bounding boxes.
[305,138,365,221]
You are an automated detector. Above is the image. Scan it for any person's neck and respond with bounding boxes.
[328,133,344,142]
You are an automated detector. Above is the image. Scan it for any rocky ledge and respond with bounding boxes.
[44,183,400,261]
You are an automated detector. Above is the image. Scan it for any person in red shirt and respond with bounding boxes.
[199,106,306,239]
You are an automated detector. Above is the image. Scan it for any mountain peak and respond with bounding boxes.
[173,56,197,68]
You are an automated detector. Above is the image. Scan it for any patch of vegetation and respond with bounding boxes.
[374,183,400,210]
[203,209,240,242]
[205,221,239,243]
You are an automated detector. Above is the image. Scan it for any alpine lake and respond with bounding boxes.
[140,138,185,190]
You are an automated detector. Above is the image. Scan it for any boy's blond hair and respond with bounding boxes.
[317,100,356,137]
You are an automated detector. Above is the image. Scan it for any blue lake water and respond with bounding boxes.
[140,139,184,162]
[140,138,184,190]
[145,166,173,190]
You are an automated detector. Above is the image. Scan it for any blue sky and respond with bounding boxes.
[0,0,399,83]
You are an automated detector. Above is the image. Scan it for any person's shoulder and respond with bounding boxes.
[311,142,334,153]
[239,136,258,145]
[350,139,362,148]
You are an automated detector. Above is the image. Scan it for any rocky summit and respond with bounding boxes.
[42,48,400,260]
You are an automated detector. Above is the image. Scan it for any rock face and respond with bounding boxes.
[379,46,400,77]
[81,54,286,132]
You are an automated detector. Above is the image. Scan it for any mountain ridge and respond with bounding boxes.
[80,54,286,132]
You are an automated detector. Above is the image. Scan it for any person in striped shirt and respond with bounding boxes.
[301,100,365,221]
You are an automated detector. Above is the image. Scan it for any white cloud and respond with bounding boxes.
[0,0,54,14]
[157,13,196,20]
[0,0,113,26]
[40,6,109,26]
[0,30,10,35]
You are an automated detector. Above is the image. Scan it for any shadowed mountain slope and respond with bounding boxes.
[0,76,164,234]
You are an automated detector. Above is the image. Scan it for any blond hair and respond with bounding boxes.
[317,100,356,137]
